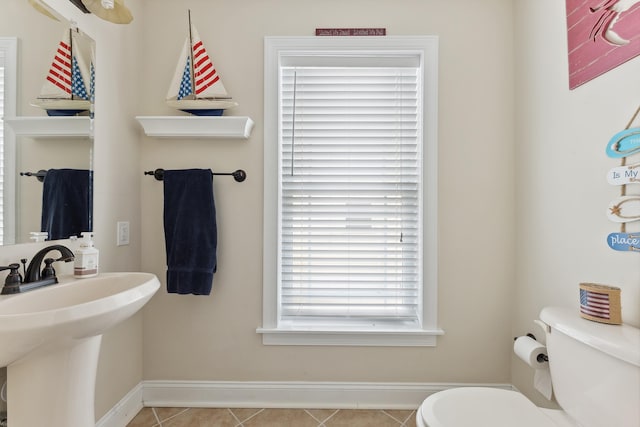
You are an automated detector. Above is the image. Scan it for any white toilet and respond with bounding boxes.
[416,306,640,427]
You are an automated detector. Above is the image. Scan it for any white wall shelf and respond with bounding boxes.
[136,116,254,139]
[3,116,91,138]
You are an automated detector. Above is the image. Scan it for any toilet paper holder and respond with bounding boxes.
[514,333,549,363]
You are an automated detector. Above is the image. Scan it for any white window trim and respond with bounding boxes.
[0,37,18,246]
[259,36,441,346]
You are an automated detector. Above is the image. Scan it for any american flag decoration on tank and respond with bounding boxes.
[578,283,622,325]
[580,288,610,319]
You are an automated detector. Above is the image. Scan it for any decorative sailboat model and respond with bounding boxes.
[31,28,92,116]
[166,11,238,116]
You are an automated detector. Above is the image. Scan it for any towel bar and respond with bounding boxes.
[20,170,48,182]
[144,168,246,182]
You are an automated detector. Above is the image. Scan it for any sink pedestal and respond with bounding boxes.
[7,335,102,427]
[0,272,160,427]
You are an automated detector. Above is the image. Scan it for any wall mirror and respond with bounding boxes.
[1,0,94,245]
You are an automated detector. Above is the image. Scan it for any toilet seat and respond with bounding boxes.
[418,387,566,427]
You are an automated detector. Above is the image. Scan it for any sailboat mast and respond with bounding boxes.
[188,9,196,98]
[69,28,75,100]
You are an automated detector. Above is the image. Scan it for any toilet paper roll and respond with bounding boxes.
[514,335,548,369]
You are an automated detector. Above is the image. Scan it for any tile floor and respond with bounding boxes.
[127,407,418,427]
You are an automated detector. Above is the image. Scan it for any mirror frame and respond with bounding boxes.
[0,37,18,245]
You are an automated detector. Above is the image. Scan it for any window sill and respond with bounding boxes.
[256,327,444,347]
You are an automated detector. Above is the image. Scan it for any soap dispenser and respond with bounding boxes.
[74,232,99,278]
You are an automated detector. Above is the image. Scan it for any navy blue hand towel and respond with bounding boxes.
[163,169,217,295]
[41,169,93,241]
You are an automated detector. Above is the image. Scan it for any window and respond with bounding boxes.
[0,38,17,246]
[260,36,441,346]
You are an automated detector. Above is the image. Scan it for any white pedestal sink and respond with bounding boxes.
[0,272,160,427]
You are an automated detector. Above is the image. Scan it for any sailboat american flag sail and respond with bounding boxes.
[31,28,91,116]
[166,11,238,116]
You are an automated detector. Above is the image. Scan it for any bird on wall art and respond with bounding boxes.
[589,0,640,45]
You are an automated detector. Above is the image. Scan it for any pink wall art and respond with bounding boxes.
[566,0,640,89]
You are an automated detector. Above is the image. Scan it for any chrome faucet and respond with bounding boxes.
[1,245,75,294]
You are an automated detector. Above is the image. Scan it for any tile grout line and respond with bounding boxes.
[153,407,191,426]
[235,408,265,425]
[227,408,244,427]
[150,407,162,427]
[383,409,417,425]
[304,409,322,425]
[318,408,340,426]
[305,408,339,425]
[136,407,417,427]
[400,410,417,426]
[381,410,405,424]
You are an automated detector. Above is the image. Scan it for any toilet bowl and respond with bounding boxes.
[416,307,640,427]
[416,387,575,427]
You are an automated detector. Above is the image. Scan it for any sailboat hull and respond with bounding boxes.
[166,99,238,116]
[46,109,87,117]
[30,99,91,116]
[181,109,224,116]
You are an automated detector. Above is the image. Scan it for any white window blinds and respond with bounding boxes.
[279,61,422,328]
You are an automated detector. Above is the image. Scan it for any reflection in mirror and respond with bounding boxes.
[18,136,93,242]
[31,27,93,116]
[0,0,94,245]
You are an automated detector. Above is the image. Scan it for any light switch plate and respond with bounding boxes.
[116,221,130,246]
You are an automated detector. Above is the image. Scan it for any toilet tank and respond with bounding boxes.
[540,307,640,427]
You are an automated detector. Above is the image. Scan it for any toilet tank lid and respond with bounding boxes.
[540,307,640,367]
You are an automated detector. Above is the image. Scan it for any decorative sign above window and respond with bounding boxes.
[315,28,386,36]
[566,0,640,89]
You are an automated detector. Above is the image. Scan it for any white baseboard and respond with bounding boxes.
[96,380,513,426]
[142,380,513,410]
[95,383,144,427]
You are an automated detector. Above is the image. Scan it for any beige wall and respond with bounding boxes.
[139,0,517,386]
[512,0,640,407]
